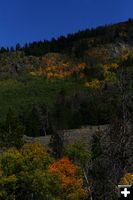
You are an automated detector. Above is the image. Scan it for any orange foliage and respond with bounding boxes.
[86,47,109,59]
[48,157,84,192]
[30,53,86,80]
[103,63,119,71]
[119,173,133,185]
[79,72,85,79]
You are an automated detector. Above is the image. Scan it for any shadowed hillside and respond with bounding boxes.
[0,20,133,200]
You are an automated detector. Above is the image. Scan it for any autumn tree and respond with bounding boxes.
[119,173,133,185]
[0,143,89,200]
[0,143,61,200]
[49,157,88,200]
[65,142,92,199]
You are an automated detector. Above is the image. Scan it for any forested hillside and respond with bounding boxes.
[0,20,133,200]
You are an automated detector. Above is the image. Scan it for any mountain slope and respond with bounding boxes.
[0,19,132,135]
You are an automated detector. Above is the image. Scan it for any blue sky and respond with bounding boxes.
[0,0,132,47]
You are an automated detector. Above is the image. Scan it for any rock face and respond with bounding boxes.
[59,125,108,149]
[0,125,107,154]
[23,125,108,149]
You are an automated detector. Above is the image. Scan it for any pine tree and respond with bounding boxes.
[0,108,24,149]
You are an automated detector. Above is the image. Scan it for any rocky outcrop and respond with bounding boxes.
[23,125,108,150]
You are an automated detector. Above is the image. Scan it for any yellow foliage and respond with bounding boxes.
[119,173,133,185]
[47,72,54,79]
[58,74,64,79]
[103,63,119,71]
[0,174,17,185]
[21,143,49,160]
[30,60,87,80]
[121,50,130,61]
[0,168,3,177]
[30,71,37,76]
[77,63,86,70]
[111,63,119,69]
[85,79,102,89]
[0,144,88,199]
